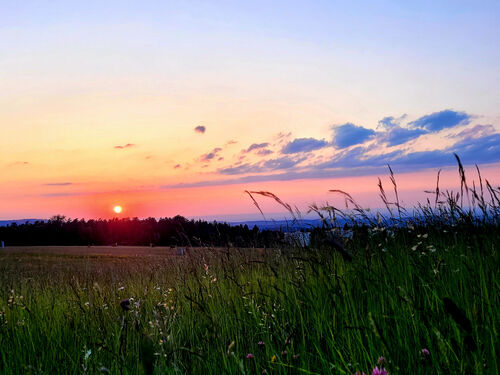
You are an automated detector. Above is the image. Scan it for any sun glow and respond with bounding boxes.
[113,205,122,214]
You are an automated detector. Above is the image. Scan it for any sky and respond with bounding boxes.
[1,1,499,220]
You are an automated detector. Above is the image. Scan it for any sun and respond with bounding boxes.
[113,205,122,214]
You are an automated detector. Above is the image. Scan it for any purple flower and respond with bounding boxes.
[377,356,386,365]
[258,341,265,347]
[281,350,288,356]
[246,353,254,359]
[372,367,388,375]
[420,348,430,356]
[354,372,367,375]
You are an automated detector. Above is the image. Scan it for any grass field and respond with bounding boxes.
[0,225,498,374]
[1,160,499,374]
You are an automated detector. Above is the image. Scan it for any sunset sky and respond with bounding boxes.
[1,1,499,220]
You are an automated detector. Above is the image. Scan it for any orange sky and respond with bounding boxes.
[2,162,498,220]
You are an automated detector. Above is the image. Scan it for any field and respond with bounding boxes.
[0,226,498,374]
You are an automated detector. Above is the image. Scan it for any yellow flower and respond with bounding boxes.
[271,355,277,363]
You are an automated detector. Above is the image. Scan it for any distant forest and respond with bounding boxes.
[0,215,285,247]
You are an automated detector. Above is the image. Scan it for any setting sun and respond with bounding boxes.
[113,205,122,214]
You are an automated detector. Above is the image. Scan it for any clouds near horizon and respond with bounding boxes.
[282,138,328,154]
[200,147,222,162]
[171,109,500,189]
[114,143,136,149]
[332,123,376,148]
[244,143,269,153]
[44,182,73,186]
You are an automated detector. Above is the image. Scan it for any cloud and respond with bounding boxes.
[452,124,495,140]
[114,143,136,149]
[409,109,471,131]
[378,116,399,129]
[9,161,29,166]
[332,123,376,148]
[450,133,500,164]
[170,131,500,189]
[41,192,82,197]
[200,147,222,162]
[219,156,305,175]
[44,182,72,186]
[219,163,261,175]
[382,126,428,146]
[319,133,500,172]
[256,149,273,156]
[376,111,472,147]
[162,109,498,189]
[282,137,329,154]
[377,114,407,130]
[194,125,206,134]
[245,143,269,153]
[161,168,385,189]
[263,156,306,170]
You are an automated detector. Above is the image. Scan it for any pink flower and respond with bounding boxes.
[372,367,388,375]
[377,356,386,365]
[354,372,367,375]
[258,341,265,347]
[246,353,254,359]
[420,348,430,356]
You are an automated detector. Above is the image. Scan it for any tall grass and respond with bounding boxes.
[0,156,498,374]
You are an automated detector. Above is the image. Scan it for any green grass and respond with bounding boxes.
[0,224,498,374]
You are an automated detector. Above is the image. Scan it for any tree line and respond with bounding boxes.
[0,215,283,247]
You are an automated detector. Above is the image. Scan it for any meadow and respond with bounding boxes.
[0,160,499,374]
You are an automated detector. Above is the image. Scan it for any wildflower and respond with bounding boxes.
[120,299,130,311]
[258,341,265,347]
[261,370,268,375]
[420,348,430,357]
[281,350,288,356]
[372,367,388,375]
[377,356,386,365]
[246,353,254,359]
[354,372,367,375]
[271,355,277,363]
[292,354,300,360]
[284,338,291,345]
